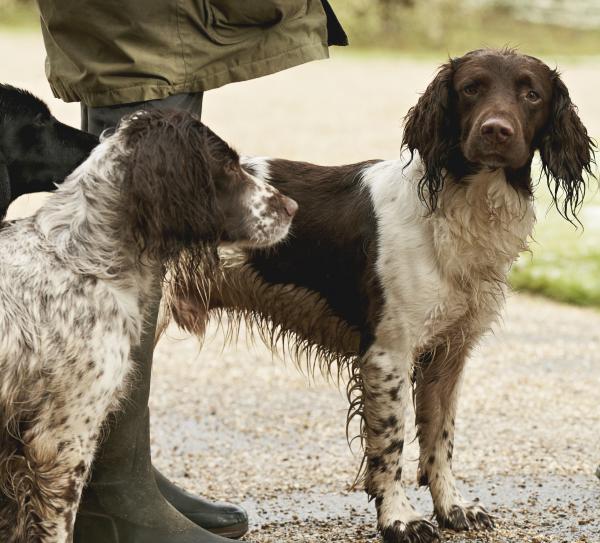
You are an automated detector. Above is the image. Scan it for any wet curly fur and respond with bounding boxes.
[0,109,295,542]
[403,48,595,223]
[160,49,595,543]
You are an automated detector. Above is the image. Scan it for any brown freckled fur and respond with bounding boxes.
[160,159,379,459]
[0,107,294,542]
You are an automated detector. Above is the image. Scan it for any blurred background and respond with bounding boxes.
[3,0,600,54]
[1,2,599,541]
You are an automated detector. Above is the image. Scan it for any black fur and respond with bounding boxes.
[0,84,97,219]
[245,159,384,342]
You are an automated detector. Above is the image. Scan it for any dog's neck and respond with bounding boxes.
[34,141,155,285]
[432,167,535,280]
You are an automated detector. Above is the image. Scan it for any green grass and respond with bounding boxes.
[510,176,600,307]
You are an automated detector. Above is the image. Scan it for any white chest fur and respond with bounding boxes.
[362,159,535,352]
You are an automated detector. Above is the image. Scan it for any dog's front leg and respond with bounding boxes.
[415,341,494,532]
[361,345,440,543]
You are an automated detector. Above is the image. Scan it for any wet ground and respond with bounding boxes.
[240,474,599,542]
[2,32,599,543]
[150,295,600,543]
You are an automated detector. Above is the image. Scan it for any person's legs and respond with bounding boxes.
[74,93,248,543]
[80,92,205,135]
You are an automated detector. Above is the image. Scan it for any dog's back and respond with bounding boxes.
[242,157,383,333]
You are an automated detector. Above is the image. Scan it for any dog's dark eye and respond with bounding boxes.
[463,84,479,96]
[525,90,540,102]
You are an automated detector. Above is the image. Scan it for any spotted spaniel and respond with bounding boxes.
[0,109,296,542]
[163,49,596,542]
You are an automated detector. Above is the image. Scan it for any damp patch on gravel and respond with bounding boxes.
[241,475,599,542]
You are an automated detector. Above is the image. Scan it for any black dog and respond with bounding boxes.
[0,84,97,218]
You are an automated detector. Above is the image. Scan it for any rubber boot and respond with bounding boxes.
[153,469,248,538]
[74,95,248,542]
[80,92,205,136]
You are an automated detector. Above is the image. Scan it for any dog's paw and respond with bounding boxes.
[380,519,441,543]
[436,503,495,531]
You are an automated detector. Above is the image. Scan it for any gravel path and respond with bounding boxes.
[151,294,600,543]
[2,32,599,542]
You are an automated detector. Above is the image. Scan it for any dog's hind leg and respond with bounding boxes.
[361,345,440,543]
[10,349,131,542]
[10,419,99,543]
[414,340,494,532]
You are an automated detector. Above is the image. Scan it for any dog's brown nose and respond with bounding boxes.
[480,118,514,143]
[283,196,298,217]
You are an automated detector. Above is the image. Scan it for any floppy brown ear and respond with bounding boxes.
[539,72,596,222]
[402,59,460,211]
[0,159,10,221]
[123,111,222,260]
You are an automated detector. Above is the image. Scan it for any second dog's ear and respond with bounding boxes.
[402,60,458,210]
[124,111,221,259]
[0,159,11,221]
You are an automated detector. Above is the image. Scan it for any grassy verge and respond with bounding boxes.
[510,177,600,307]
[334,3,600,58]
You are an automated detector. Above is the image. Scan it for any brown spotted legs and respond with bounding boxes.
[361,345,440,543]
[3,351,129,543]
[414,344,494,532]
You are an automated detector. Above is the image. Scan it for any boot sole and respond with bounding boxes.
[210,520,249,539]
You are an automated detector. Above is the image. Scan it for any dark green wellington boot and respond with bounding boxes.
[74,293,246,543]
[75,95,248,542]
[154,469,248,538]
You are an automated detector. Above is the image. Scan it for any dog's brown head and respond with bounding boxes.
[201,125,298,248]
[403,48,596,221]
[116,109,297,262]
